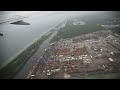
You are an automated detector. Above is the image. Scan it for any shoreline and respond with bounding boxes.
[0,17,67,79]
[0,32,53,79]
[0,17,66,69]
[0,35,41,69]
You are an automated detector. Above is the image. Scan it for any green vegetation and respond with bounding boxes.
[50,17,103,43]
[50,13,120,43]
[0,32,53,79]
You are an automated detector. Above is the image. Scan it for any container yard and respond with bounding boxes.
[27,30,120,79]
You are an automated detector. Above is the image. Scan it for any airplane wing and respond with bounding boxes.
[0,11,40,24]
[0,15,29,24]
